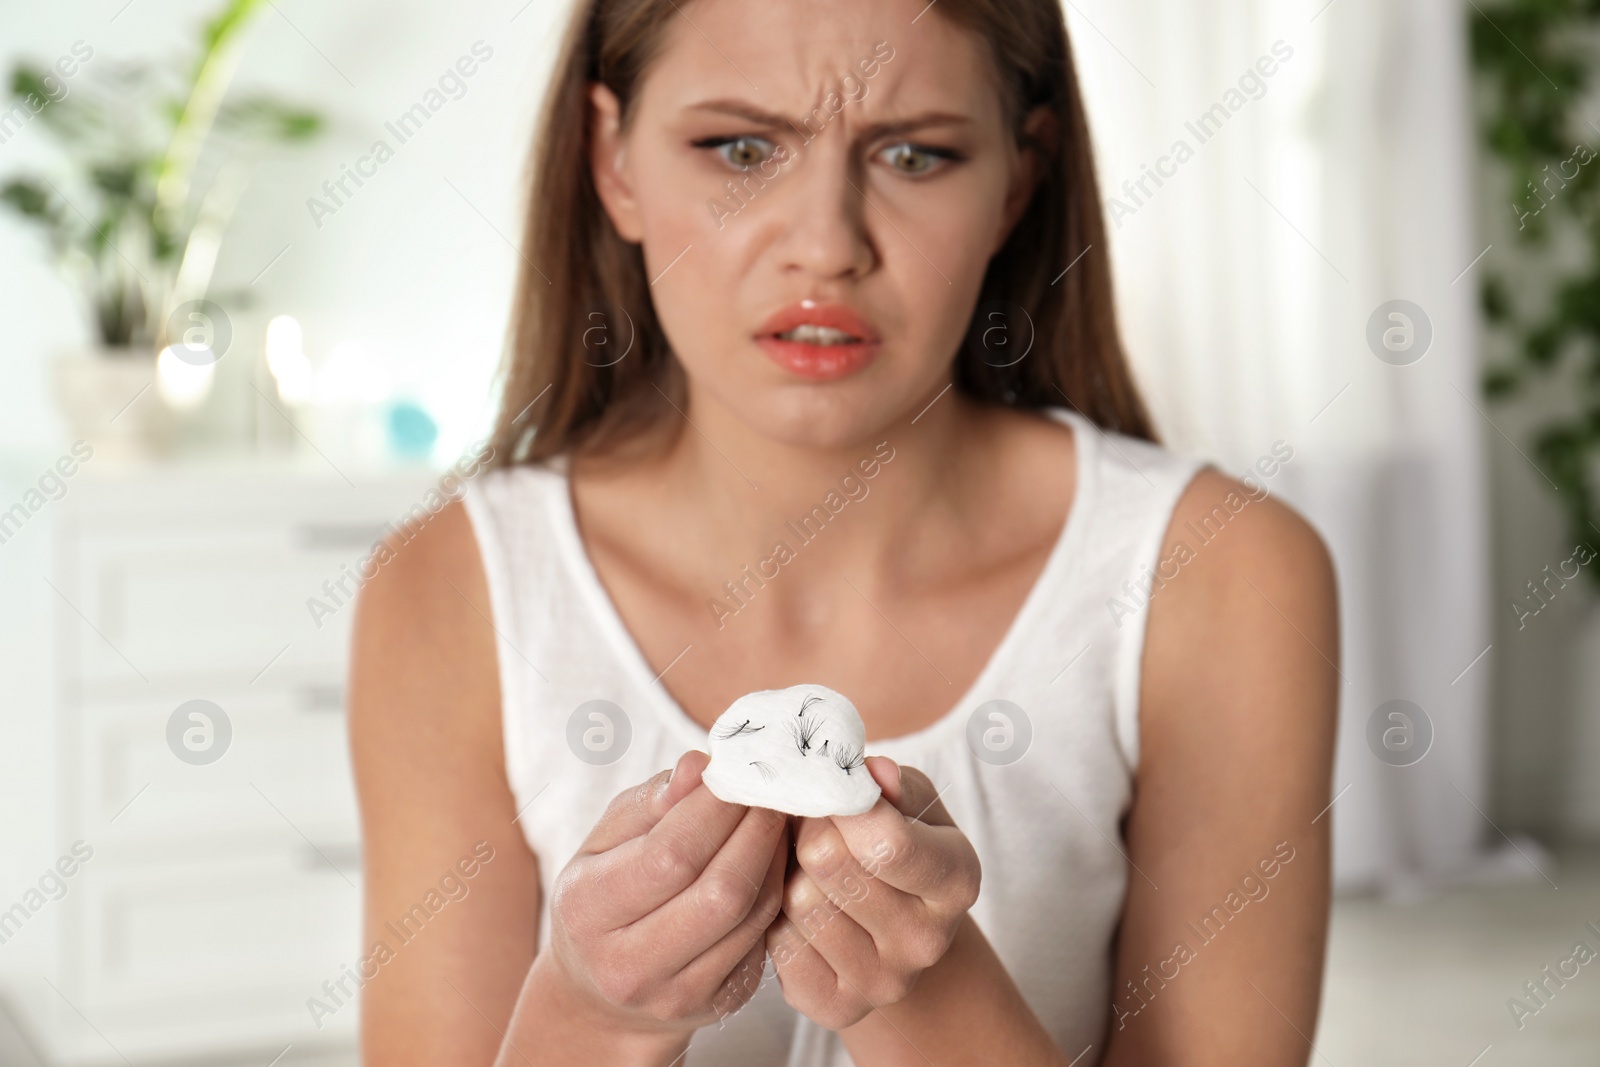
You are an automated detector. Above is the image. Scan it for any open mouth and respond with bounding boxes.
[754,302,882,380]
[772,323,865,346]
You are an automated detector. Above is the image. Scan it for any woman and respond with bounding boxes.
[349,0,1339,1063]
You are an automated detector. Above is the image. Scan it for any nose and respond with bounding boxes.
[774,137,877,281]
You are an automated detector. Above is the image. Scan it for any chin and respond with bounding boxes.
[735,377,924,452]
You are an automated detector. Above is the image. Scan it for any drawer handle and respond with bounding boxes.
[299,685,345,713]
[294,522,387,550]
[304,842,362,874]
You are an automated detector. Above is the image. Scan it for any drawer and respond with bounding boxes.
[82,692,359,849]
[69,846,361,1043]
[64,529,379,689]
[48,468,439,692]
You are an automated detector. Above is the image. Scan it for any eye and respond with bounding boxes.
[697,134,779,170]
[878,142,956,176]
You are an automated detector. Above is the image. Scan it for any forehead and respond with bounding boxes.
[637,0,1003,123]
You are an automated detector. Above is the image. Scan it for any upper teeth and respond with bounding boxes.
[777,323,859,345]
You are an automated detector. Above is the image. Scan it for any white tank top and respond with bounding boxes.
[464,406,1206,1066]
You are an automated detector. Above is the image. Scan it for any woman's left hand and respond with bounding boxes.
[765,756,981,1031]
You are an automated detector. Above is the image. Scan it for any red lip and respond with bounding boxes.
[754,302,882,381]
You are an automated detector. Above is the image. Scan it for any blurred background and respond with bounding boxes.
[0,0,1596,1063]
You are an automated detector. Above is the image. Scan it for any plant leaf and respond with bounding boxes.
[217,95,324,141]
[0,178,56,221]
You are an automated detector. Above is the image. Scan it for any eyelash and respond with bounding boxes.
[714,718,765,740]
[789,710,824,755]
[691,134,961,177]
[876,142,960,176]
[832,740,865,775]
[693,134,776,171]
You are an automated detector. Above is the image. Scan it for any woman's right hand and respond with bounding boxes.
[534,748,789,1038]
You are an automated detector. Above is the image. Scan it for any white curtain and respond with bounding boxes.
[1067,0,1498,891]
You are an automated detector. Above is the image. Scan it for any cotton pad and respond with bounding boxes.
[701,684,882,817]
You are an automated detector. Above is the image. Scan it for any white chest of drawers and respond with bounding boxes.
[0,456,436,1065]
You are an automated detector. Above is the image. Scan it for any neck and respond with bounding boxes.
[644,378,991,586]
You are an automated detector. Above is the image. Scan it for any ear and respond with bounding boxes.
[995,104,1059,253]
[588,82,645,243]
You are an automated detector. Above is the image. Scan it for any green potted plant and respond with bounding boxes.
[1,0,322,454]
[1471,0,1600,576]
[1470,0,1600,836]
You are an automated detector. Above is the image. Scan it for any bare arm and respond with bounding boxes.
[349,501,545,1064]
[1100,469,1339,1066]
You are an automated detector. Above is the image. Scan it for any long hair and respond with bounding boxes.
[489,0,1156,467]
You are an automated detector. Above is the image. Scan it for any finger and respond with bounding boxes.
[624,802,788,968]
[581,750,709,856]
[842,815,979,903]
[868,759,953,826]
[791,816,917,939]
[833,761,977,899]
[673,818,789,1021]
[780,866,880,983]
[830,760,954,878]
[766,910,838,1017]
[576,779,754,929]
[704,927,772,1027]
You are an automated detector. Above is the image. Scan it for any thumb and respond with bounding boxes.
[869,758,951,826]
[582,749,708,855]
[867,755,902,804]
[657,748,709,808]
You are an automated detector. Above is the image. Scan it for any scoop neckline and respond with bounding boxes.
[545,406,1098,755]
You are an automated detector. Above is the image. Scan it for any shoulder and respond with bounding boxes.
[1157,465,1337,633]
[352,497,490,678]
[1139,464,1339,789]
[348,496,503,786]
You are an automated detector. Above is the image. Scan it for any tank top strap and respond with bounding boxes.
[1045,410,1210,769]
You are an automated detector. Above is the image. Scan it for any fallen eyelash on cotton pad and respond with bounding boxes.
[700,684,882,817]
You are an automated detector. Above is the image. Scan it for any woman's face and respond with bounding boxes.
[590,0,1044,450]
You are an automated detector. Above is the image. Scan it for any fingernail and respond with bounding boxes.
[878,755,901,792]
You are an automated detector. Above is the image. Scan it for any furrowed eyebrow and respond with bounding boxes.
[686,98,972,139]
[686,100,793,127]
